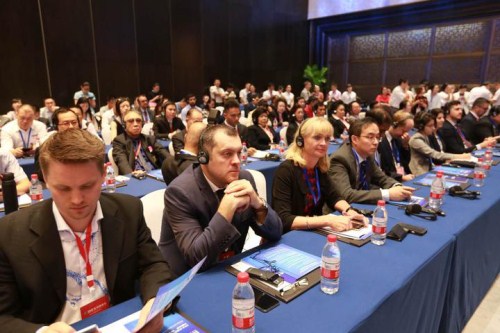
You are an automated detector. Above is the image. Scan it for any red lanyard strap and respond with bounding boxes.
[73,225,94,289]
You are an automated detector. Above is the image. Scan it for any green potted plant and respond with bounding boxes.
[303,64,328,88]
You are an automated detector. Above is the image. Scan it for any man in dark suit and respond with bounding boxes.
[377,111,414,182]
[153,102,185,139]
[439,100,495,154]
[162,122,206,185]
[329,117,415,204]
[159,125,282,277]
[474,106,500,143]
[136,94,155,123]
[0,129,171,332]
[461,97,490,145]
[112,109,169,175]
[172,108,203,154]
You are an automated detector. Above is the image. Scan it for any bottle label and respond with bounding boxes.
[372,225,386,234]
[30,193,43,201]
[241,154,247,162]
[321,257,340,279]
[106,178,115,185]
[474,171,485,179]
[232,299,255,329]
[430,192,443,199]
[483,164,491,170]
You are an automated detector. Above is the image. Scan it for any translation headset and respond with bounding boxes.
[295,119,308,147]
[414,112,428,131]
[51,108,82,131]
[392,114,413,128]
[197,128,209,164]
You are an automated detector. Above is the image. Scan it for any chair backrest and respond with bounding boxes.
[247,169,267,201]
[140,189,166,244]
[142,122,153,135]
[101,124,112,145]
[279,127,288,145]
[168,141,175,155]
[107,147,119,175]
[239,117,249,127]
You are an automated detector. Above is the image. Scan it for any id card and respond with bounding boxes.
[80,295,110,319]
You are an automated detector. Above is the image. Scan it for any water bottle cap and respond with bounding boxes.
[327,234,337,243]
[377,200,385,206]
[31,174,38,180]
[436,171,443,177]
[237,272,250,283]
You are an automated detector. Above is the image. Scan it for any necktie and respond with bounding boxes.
[215,189,225,203]
[358,161,369,190]
[456,125,472,148]
[391,138,399,165]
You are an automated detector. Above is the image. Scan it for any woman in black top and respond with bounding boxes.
[328,101,349,139]
[286,105,305,145]
[153,102,185,139]
[247,106,280,150]
[111,97,130,141]
[272,117,365,233]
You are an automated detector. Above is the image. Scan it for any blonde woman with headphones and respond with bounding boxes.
[271,117,366,234]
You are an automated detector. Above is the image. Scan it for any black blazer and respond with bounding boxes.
[438,120,475,154]
[272,160,342,233]
[161,153,198,185]
[0,194,173,332]
[329,117,347,139]
[112,133,169,174]
[474,116,499,143]
[247,125,279,150]
[172,129,186,154]
[428,134,447,165]
[378,135,411,181]
[153,117,185,139]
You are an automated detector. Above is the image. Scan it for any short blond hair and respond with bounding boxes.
[285,117,333,172]
[40,128,105,177]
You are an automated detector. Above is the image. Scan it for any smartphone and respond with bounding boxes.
[253,288,279,313]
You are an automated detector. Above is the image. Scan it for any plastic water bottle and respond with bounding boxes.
[278,139,286,161]
[341,129,349,142]
[29,174,43,203]
[105,162,116,193]
[232,272,255,333]
[473,158,486,187]
[371,200,388,246]
[321,234,341,294]
[241,143,248,166]
[429,171,445,210]
[483,145,493,175]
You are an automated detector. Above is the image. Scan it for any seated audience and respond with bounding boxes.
[112,110,169,175]
[162,122,206,185]
[273,98,290,127]
[5,98,22,120]
[70,106,100,138]
[425,83,442,110]
[438,101,495,154]
[159,125,282,276]
[0,129,172,332]
[247,107,280,150]
[300,80,312,101]
[348,101,364,121]
[1,104,47,158]
[341,84,357,105]
[314,103,327,118]
[73,81,96,108]
[328,101,349,139]
[409,111,470,176]
[389,79,410,110]
[378,111,414,182]
[135,94,154,123]
[39,97,59,125]
[282,84,295,108]
[286,105,306,145]
[428,108,447,165]
[327,82,342,102]
[0,148,30,200]
[172,108,203,154]
[76,97,99,131]
[304,96,318,119]
[221,99,251,149]
[474,105,500,142]
[110,97,131,141]
[153,102,185,139]
[272,118,365,234]
[328,117,415,204]
[34,106,51,128]
[375,86,391,104]
[180,93,202,123]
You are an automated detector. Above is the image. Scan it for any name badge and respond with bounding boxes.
[80,295,110,319]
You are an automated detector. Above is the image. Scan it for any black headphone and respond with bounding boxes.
[295,119,309,147]
[414,112,428,131]
[51,108,82,131]
[392,114,413,128]
[197,129,209,164]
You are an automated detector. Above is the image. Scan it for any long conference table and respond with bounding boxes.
[67,149,500,332]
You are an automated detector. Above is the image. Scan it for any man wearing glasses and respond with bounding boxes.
[136,94,154,124]
[328,117,415,204]
[112,110,169,176]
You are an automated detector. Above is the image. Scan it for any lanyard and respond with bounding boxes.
[73,225,95,290]
[390,139,400,164]
[303,168,321,205]
[134,140,142,158]
[19,128,32,148]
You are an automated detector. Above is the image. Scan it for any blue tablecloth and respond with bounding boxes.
[18,157,35,177]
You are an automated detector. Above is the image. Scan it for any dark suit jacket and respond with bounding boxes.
[428,134,447,165]
[0,194,172,332]
[286,121,300,146]
[172,129,186,154]
[161,153,198,185]
[328,142,398,204]
[378,135,411,181]
[438,120,475,154]
[474,116,499,143]
[272,160,343,233]
[220,122,250,146]
[460,113,481,144]
[247,125,279,150]
[328,117,348,139]
[112,133,169,175]
[153,117,185,139]
[138,108,155,124]
[159,165,283,277]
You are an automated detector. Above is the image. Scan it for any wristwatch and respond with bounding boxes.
[255,197,268,212]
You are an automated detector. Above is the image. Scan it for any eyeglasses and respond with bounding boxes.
[59,120,79,127]
[125,118,143,124]
[359,135,380,143]
[250,251,280,273]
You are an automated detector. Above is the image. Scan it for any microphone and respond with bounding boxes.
[405,204,438,221]
[449,186,480,200]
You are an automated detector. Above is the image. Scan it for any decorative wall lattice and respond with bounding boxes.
[328,36,347,62]
[492,19,500,49]
[487,54,500,81]
[387,29,431,58]
[434,22,487,54]
[350,34,385,60]
[385,59,428,85]
[348,62,383,85]
[430,57,482,83]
